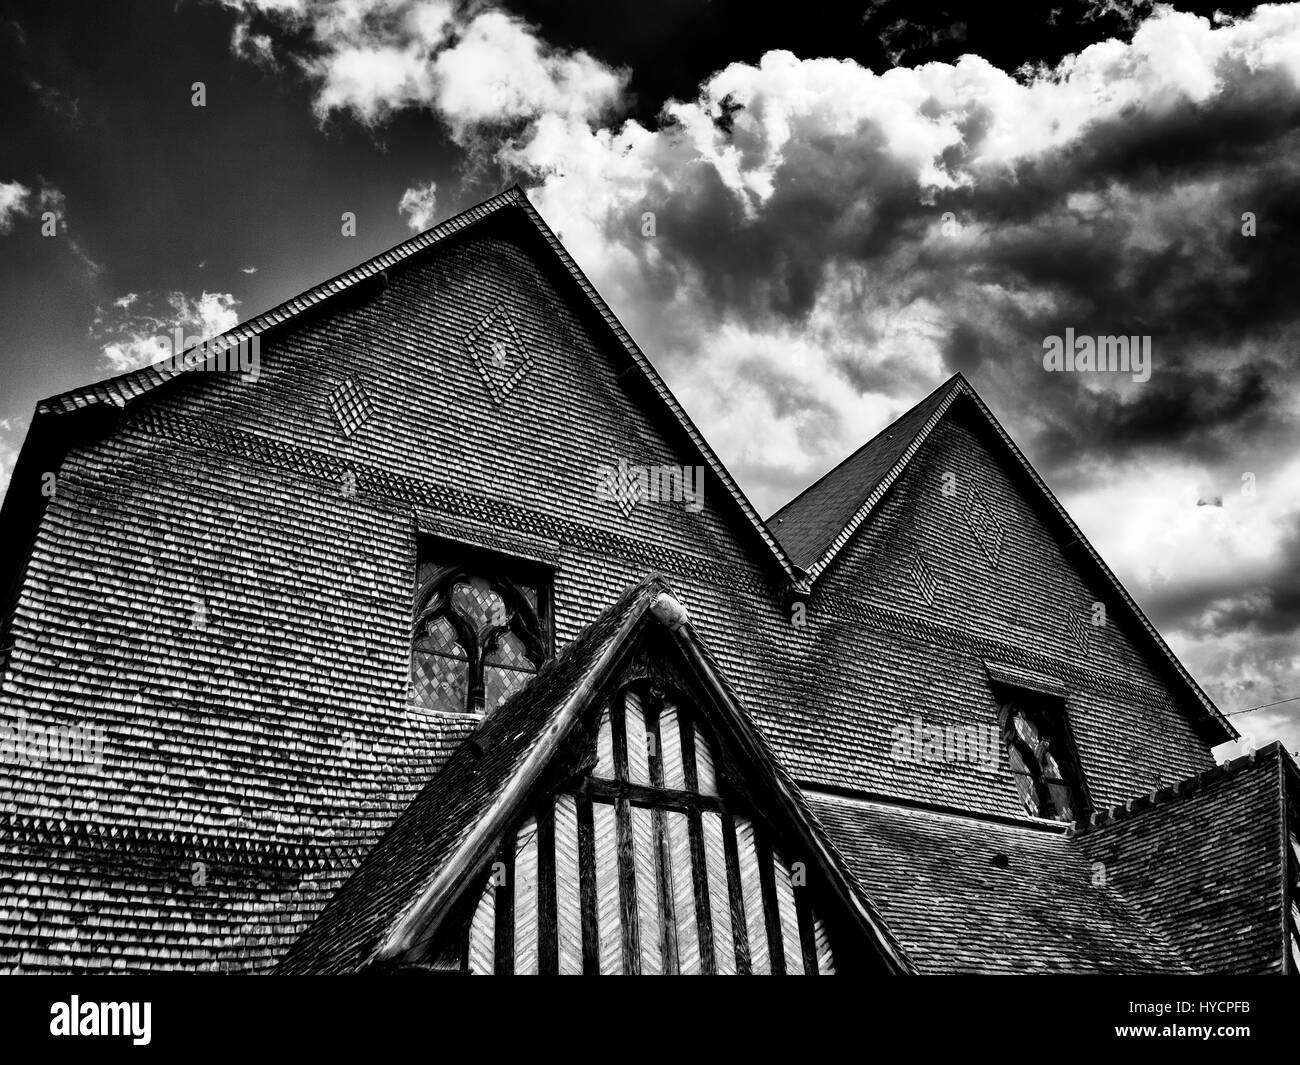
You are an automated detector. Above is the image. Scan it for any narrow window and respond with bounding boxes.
[999,693,1089,822]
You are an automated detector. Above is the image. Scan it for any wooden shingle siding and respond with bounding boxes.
[0,192,1239,973]
[804,412,1215,813]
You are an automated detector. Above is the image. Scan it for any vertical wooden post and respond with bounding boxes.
[537,800,558,976]
[494,838,515,975]
[577,792,599,975]
[611,691,641,974]
[722,813,751,975]
[755,829,786,975]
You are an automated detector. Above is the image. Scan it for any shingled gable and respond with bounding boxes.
[768,372,1233,746]
[0,185,798,639]
[275,575,914,974]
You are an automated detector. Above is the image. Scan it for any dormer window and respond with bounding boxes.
[410,552,551,716]
[998,693,1089,823]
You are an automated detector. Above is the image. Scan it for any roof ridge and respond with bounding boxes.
[1066,743,1279,838]
[802,782,1070,834]
[32,186,799,584]
[38,185,530,415]
[768,372,967,526]
[769,371,1230,742]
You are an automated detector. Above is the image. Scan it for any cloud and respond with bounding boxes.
[397,178,437,230]
[227,4,1300,750]
[94,291,241,375]
[222,1,625,132]
[429,10,625,138]
[0,415,28,505]
[0,180,31,234]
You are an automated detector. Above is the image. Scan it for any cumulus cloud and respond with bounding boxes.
[0,180,32,234]
[397,178,438,230]
[94,291,241,374]
[222,1,625,131]
[227,3,1300,751]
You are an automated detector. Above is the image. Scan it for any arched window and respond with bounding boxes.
[1001,697,1087,822]
[410,565,547,716]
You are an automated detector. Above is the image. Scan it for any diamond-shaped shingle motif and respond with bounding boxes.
[965,487,1004,567]
[328,377,374,437]
[605,461,642,518]
[909,550,939,606]
[1067,607,1090,654]
[464,305,534,404]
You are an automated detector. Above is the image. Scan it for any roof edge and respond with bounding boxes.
[1065,742,1283,839]
[798,373,969,587]
[373,576,660,965]
[34,185,799,585]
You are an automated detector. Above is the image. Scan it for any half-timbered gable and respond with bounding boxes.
[276,578,911,974]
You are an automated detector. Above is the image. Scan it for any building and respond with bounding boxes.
[0,187,1295,974]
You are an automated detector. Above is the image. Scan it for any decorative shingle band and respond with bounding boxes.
[1067,607,1091,655]
[133,409,777,599]
[0,813,369,872]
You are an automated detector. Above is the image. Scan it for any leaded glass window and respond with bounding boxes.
[410,560,549,716]
[1000,696,1088,822]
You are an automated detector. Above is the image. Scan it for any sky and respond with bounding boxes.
[1,0,1297,758]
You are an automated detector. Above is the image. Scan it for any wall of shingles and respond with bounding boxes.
[0,222,1219,970]
[801,408,1216,815]
[1073,749,1285,974]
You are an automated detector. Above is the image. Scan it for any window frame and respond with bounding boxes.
[995,686,1092,823]
[411,538,555,716]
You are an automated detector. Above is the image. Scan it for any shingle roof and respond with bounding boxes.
[278,575,916,975]
[812,792,1191,973]
[768,375,964,572]
[1071,743,1294,974]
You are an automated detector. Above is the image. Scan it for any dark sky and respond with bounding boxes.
[0,0,1296,754]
